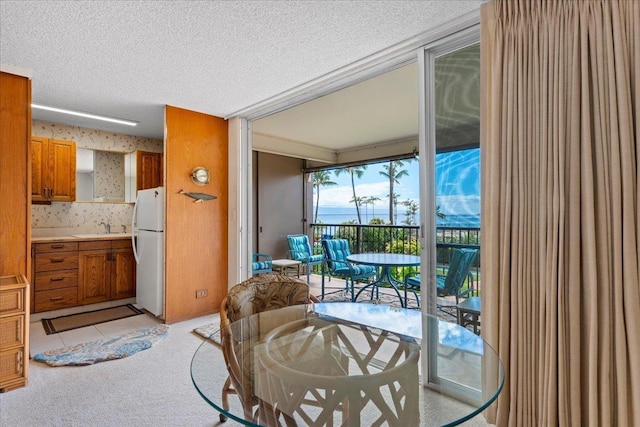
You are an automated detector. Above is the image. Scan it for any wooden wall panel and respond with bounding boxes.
[164,105,228,323]
[0,72,31,278]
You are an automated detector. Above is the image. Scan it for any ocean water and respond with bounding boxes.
[314,207,480,228]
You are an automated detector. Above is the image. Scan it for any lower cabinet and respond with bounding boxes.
[78,242,111,305]
[78,240,136,305]
[32,238,136,312]
[111,241,136,300]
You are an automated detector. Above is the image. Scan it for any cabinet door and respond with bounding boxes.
[138,151,162,190]
[48,139,76,202]
[31,136,48,201]
[111,247,136,299]
[78,250,111,305]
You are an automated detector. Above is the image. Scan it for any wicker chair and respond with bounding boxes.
[218,274,319,423]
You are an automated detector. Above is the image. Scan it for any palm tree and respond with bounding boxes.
[400,199,419,225]
[335,166,367,224]
[379,160,410,224]
[364,195,381,222]
[312,171,337,222]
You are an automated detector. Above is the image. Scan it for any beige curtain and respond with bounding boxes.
[480,1,639,425]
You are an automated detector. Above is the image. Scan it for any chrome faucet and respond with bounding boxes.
[121,224,127,233]
[99,221,111,234]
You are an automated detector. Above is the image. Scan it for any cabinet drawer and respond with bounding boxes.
[34,242,78,253]
[79,240,111,251]
[34,270,78,291]
[35,252,78,272]
[111,239,132,249]
[0,315,24,348]
[0,288,24,315]
[0,347,25,385]
[35,288,78,312]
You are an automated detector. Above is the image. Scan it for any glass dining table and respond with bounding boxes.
[191,302,504,427]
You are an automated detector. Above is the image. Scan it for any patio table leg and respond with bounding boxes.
[354,266,404,307]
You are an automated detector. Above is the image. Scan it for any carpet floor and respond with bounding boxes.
[2,311,490,427]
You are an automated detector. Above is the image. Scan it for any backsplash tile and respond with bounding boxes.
[32,202,133,235]
[32,120,163,235]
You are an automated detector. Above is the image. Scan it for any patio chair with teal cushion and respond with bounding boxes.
[286,234,325,284]
[321,238,377,301]
[403,248,478,312]
[251,253,273,275]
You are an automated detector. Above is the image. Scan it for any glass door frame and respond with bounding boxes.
[418,27,481,403]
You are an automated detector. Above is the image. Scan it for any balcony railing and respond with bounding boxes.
[310,223,481,290]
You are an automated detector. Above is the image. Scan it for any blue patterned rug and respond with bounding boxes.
[34,325,169,367]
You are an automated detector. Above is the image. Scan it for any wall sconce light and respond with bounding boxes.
[190,167,210,186]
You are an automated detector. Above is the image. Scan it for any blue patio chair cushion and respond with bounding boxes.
[322,239,351,266]
[307,254,325,263]
[252,261,271,271]
[321,238,376,278]
[331,263,376,277]
[405,274,468,293]
[252,253,272,275]
[438,248,478,297]
[406,275,421,289]
[287,235,314,261]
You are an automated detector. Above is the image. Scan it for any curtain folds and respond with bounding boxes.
[480,1,639,425]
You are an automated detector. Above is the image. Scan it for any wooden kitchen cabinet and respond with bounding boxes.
[31,136,76,203]
[125,150,163,202]
[78,239,136,305]
[32,241,79,312]
[0,275,29,393]
[32,238,135,312]
[78,241,111,305]
[138,151,163,190]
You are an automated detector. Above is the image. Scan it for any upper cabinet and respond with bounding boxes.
[31,136,76,203]
[125,150,163,202]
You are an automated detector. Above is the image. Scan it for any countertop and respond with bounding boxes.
[32,234,132,243]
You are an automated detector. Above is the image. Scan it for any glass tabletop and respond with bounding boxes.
[347,253,421,267]
[191,302,504,427]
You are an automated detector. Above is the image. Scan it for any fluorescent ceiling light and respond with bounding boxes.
[31,104,138,126]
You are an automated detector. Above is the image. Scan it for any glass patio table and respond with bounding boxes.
[347,253,420,306]
[191,302,504,427]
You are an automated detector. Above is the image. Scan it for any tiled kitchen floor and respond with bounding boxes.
[29,312,163,356]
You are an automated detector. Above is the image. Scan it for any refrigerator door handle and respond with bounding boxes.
[132,195,140,264]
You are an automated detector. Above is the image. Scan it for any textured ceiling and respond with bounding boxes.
[1,1,483,147]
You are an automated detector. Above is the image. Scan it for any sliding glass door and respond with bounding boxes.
[419,32,481,404]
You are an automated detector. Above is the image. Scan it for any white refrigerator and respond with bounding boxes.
[132,186,165,318]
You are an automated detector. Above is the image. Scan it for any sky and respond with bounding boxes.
[315,148,480,216]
